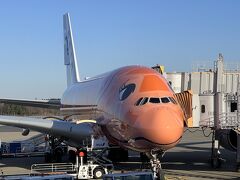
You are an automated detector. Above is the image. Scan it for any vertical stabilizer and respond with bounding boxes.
[63,13,80,86]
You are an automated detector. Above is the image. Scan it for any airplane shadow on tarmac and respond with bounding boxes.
[162,141,236,170]
[0,140,238,179]
[161,140,239,180]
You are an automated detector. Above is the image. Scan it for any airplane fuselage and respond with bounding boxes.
[61,66,184,153]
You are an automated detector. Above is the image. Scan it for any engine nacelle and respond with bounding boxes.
[216,129,237,152]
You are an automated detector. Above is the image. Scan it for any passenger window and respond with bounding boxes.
[119,83,136,101]
[135,98,143,106]
[161,97,170,103]
[201,105,205,113]
[149,97,160,103]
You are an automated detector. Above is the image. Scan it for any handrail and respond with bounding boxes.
[31,163,76,174]
[199,112,239,128]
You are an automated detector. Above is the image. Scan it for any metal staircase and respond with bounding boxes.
[23,133,46,146]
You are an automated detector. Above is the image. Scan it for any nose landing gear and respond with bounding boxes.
[146,151,165,180]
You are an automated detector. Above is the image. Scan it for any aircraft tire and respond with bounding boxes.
[44,152,52,163]
[211,158,221,168]
[54,148,63,162]
[108,148,128,162]
[68,150,76,163]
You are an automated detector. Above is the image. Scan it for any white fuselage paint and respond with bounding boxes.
[61,75,108,106]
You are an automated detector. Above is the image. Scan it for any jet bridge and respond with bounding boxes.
[162,53,240,170]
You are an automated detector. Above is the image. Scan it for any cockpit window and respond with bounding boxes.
[119,83,136,101]
[135,97,148,106]
[135,97,143,106]
[161,97,170,103]
[169,97,177,104]
[135,96,175,106]
[141,97,148,105]
[149,97,160,103]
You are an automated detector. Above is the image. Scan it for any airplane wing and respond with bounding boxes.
[0,98,61,109]
[0,99,98,114]
[0,115,94,146]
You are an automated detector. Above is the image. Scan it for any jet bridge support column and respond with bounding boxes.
[211,128,221,168]
[211,54,224,168]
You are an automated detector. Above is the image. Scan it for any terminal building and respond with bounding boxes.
[154,54,240,168]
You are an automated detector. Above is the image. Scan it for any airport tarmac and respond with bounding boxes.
[0,126,239,179]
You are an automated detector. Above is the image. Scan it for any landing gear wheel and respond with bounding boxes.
[54,148,63,162]
[157,169,165,180]
[148,152,165,180]
[68,150,76,163]
[93,167,105,179]
[211,158,222,168]
[236,163,240,172]
[44,152,52,163]
[108,148,128,162]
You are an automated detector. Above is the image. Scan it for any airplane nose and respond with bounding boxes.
[138,107,184,146]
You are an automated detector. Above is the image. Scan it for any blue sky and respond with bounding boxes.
[0,0,240,99]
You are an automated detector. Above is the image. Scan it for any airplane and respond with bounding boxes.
[0,13,186,179]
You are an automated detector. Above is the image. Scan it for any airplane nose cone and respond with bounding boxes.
[139,107,184,147]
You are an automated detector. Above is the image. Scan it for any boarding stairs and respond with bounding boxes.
[22,133,46,146]
[86,147,113,169]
